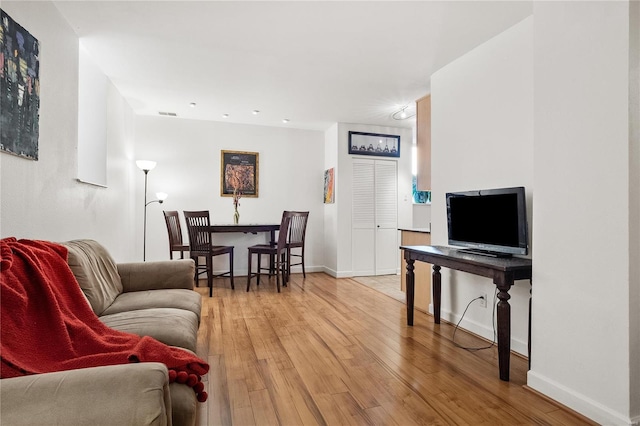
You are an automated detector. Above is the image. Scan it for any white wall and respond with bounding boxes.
[529,2,638,425]
[430,16,534,355]
[323,124,339,274]
[326,123,413,277]
[0,1,136,262]
[77,43,108,187]
[412,203,431,229]
[134,116,325,276]
[629,1,640,421]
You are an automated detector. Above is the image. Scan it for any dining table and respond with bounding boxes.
[207,223,281,274]
[207,223,280,243]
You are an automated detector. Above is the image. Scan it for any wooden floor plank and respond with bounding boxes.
[206,354,232,426]
[248,388,279,426]
[195,273,595,426]
[280,367,327,426]
[363,405,401,426]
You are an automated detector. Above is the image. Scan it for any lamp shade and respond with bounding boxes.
[136,160,157,172]
[156,192,168,201]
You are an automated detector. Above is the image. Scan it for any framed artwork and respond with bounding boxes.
[348,131,400,158]
[0,10,41,160]
[324,168,335,204]
[220,150,259,197]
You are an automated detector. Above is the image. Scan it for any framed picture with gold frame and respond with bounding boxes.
[220,150,259,197]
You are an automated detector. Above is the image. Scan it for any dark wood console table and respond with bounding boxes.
[401,245,532,381]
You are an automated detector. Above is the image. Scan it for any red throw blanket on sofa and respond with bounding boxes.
[0,238,209,402]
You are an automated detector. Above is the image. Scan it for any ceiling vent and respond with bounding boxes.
[158,111,178,117]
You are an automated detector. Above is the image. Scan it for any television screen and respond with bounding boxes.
[446,187,528,257]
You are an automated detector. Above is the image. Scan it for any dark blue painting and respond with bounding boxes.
[0,9,40,160]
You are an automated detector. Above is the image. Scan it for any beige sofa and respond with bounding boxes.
[0,239,203,426]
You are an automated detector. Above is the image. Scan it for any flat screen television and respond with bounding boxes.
[446,186,528,257]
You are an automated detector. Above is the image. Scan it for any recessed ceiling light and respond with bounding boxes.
[189,102,196,108]
[282,118,290,123]
[252,110,260,115]
[222,113,229,118]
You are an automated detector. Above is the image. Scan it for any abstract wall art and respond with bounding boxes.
[0,9,40,160]
[324,168,335,204]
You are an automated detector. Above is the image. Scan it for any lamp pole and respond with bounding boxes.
[142,168,150,261]
[136,160,158,262]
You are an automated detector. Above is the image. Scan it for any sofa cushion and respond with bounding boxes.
[62,240,123,316]
[100,308,198,352]
[0,363,171,426]
[169,380,197,426]
[101,289,202,323]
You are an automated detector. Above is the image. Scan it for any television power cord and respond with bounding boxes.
[452,288,498,351]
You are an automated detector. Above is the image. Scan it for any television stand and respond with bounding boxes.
[458,248,513,258]
[400,245,532,381]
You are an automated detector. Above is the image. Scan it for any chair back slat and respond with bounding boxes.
[284,211,309,245]
[184,211,211,253]
[163,211,184,248]
[277,216,292,252]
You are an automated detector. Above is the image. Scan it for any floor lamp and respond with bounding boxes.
[136,160,168,261]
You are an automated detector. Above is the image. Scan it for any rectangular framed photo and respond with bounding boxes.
[220,150,259,197]
[348,131,400,158]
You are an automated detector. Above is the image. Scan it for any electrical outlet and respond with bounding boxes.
[479,293,487,308]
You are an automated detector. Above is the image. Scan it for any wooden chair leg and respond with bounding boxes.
[281,252,288,287]
[275,256,281,293]
[246,251,252,292]
[192,256,199,287]
[229,250,234,290]
[301,249,306,278]
[257,254,262,286]
[207,256,213,297]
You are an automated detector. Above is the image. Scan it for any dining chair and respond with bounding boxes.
[163,210,190,260]
[183,210,234,297]
[283,211,309,280]
[246,215,291,293]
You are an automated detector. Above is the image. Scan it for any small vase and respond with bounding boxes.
[233,209,239,224]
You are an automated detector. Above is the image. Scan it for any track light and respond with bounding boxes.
[392,105,415,121]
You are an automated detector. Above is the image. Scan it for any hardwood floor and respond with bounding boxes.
[194,273,593,426]
[351,275,405,303]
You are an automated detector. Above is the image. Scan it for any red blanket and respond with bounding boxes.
[0,238,209,402]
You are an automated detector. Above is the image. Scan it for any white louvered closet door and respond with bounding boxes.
[374,160,398,275]
[352,159,398,276]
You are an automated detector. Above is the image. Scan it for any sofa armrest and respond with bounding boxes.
[0,363,171,426]
[118,259,195,292]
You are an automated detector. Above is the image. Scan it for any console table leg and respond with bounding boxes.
[528,281,532,370]
[432,265,441,324]
[496,278,513,381]
[406,259,415,326]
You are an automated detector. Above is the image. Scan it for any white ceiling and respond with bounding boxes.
[53,1,533,131]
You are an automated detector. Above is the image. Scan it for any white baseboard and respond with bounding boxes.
[527,370,637,426]
[321,266,352,278]
[287,265,323,274]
